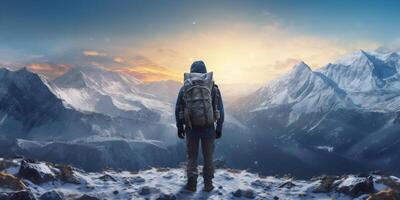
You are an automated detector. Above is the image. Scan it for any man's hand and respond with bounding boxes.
[215,130,222,139]
[178,130,185,139]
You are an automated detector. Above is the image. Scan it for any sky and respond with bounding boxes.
[1,0,400,84]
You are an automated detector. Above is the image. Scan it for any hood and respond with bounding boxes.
[190,61,207,73]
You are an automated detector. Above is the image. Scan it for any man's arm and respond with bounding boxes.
[213,85,224,138]
[175,87,185,138]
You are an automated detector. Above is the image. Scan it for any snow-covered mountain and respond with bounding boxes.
[0,67,176,143]
[50,66,171,121]
[317,50,400,112]
[0,67,181,172]
[2,158,399,200]
[233,50,400,176]
[139,80,182,104]
[238,61,356,123]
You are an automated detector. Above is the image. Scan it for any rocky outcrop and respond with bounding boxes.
[54,164,80,184]
[39,190,63,200]
[18,160,57,184]
[0,172,26,190]
[367,188,399,200]
[312,175,340,193]
[1,157,400,200]
[335,175,374,197]
[0,190,37,200]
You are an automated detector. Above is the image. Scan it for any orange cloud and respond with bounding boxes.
[27,63,71,79]
[83,50,107,57]
[109,65,180,83]
[113,57,125,63]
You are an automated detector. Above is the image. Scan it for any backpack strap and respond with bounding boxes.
[213,84,220,121]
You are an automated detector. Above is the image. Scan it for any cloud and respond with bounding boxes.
[83,50,107,57]
[107,55,181,82]
[1,21,382,84]
[27,63,71,79]
[113,57,125,63]
[132,22,380,84]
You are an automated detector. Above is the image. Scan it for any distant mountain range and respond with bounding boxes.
[232,50,400,177]
[1,50,400,177]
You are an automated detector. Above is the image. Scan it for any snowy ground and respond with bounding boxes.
[0,158,398,200]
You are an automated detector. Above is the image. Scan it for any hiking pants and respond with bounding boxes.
[186,135,215,181]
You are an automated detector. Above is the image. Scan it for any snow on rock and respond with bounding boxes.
[1,158,400,200]
[18,160,58,184]
[335,175,374,197]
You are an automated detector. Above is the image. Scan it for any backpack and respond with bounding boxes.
[181,72,220,129]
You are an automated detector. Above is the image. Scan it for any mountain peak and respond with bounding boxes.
[291,61,312,74]
[334,50,373,67]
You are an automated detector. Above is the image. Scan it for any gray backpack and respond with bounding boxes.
[181,72,220,129]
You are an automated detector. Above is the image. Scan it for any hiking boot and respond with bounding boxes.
[185,177,197,192]
[204,180,214,192]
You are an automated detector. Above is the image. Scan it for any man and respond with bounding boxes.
[175,60,224,192]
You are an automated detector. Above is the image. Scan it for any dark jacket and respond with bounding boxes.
[175,61,225,138]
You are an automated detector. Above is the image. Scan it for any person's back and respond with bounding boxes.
[175,60,224,192]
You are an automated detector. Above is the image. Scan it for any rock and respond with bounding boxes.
[6,190,37,200]
[113,190,119,195]
[279,181,296,188]
[130,176,145,183]
[139,186,152,195]
[55,165,80,184]
[367,188,399,200]
[99,174,116,182]
[232,189,242,197]
[156,168,170,172]
[0,172,26,190]
[18,160,57,184]
[75,194,100,200]
[376,177,400,192]
[156,193,176,200]
[39,190,63,200]
[336,176,374,197]
[243,189,255,199]
[312,175,340,193]
[273,196,279,200]
[251,179,269,189]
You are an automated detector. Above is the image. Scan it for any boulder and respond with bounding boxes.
[376,177,400,192]
[18,160,57,184]
[4,190,37,200]
[336,176,374,197]
[0,172,26,190]
[279,181,296,189]
[367,188,399,200]
[39,190,63,200]
[312,175,340,193]
[251,179,269,189]
[138,186,152,195]
[243,189,255,199]
[99,174,116,182]
[55,165,80,184]
[232,189,242,197]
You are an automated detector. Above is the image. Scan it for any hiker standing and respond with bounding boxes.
[175,60,225,192]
